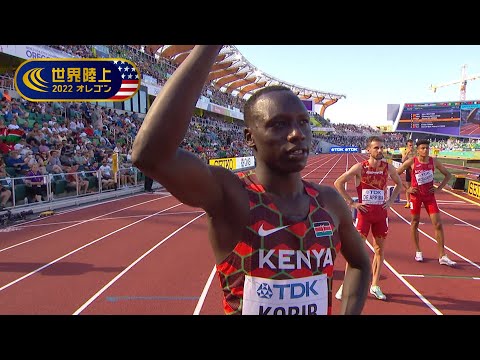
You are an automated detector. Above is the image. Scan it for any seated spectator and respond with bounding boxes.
[45,149,63,174]
[5,150,25,176]
[0,138,13,155]
[0,118,6,133]
[13,138,27,152]
[26,137,40,154]
[0,157,7,178]
[0,158,12,208]
[24,163,46,202]
[99,159,115,189]
[0,181,11,209]
[65,164,89,194]
[38,139,50,154]
[7,118,20,130]
[119,163,135,187]
[35,153,48,174]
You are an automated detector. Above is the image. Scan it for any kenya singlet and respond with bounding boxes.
[216,171,341,315]
[411,157,435,197]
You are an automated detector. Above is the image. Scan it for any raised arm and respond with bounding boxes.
[132,45,226,213]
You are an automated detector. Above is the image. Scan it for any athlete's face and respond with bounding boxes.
[245,90,312,173]
[367,140,385,160]
[416,144,429,157]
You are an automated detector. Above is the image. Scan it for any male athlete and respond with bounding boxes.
[334,136,402,301]
[396,139,456,266]
[132,45,371,315]
[401,139,415,208]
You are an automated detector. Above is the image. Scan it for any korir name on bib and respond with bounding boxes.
[242,273,328,315]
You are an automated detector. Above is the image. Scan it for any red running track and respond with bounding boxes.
[0,154,479,315]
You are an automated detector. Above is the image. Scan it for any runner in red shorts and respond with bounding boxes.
[396,139,457,266]
[334,136,403,301]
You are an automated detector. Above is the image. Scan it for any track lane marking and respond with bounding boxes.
[0,202,183,295]
[73,211,206,315]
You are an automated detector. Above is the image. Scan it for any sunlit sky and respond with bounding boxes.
[235,45,480,127]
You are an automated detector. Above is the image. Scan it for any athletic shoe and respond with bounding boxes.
[335,284,343,300]
[415,251,423,262]
[404,202,410,208]
[439,255,456,267]
[369,285,387,300]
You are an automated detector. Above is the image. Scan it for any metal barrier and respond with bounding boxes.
[1,167,143,210]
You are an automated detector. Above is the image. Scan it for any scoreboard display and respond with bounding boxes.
[393,100,480,138]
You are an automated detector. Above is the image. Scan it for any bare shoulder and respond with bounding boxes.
[209,165,243,182]
[208,165,246,195]
[308,183,344,205]
[208,165,249,213]
[432,157,442,166]
[205,166,251,262]
[308,182,349,228]
[350,162,363,171]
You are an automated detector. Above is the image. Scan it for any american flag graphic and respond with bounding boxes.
[109,60,140,100]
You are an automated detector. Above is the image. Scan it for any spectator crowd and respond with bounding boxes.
[2,44,477,210]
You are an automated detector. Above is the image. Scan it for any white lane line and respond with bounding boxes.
[0,203,183,295]
[389,207,480,271]
[0,195,171,253]
[400,273,480,280]
[440,208,480,231]
[10,192,147,227]
[73,211,206,315]
[193,266,217,315]
[14,210,204,228]
[363,239,443,315]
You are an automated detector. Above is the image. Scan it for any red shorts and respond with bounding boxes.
[354,206,388,239]
[409,194,439,215]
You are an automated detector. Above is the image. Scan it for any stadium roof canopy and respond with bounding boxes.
[143,45,346,109]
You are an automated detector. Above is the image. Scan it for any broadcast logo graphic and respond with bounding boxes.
[14,58,140,102]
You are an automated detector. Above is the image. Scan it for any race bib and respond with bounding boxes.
[415,170,434,185]
[242,274,328,315]
[361,189,385,205]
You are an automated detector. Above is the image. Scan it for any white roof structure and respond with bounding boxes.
[143,45,346,117]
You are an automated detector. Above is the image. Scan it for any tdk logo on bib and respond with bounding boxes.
[257,280,319,300]
[256,283,273,299]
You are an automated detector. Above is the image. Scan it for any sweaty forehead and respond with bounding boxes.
[253,91,307,121]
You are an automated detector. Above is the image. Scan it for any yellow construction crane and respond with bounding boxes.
[429,64,480,100]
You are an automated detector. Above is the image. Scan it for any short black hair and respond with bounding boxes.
[366,135,384,147]
[416,139,430,147]
[406,139,414,145]
[243,85,292,126]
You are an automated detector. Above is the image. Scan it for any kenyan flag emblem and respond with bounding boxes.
[313,221,333,237]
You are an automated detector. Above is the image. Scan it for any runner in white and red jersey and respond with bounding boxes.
[396,139,457,266]
[334,136,402,301]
